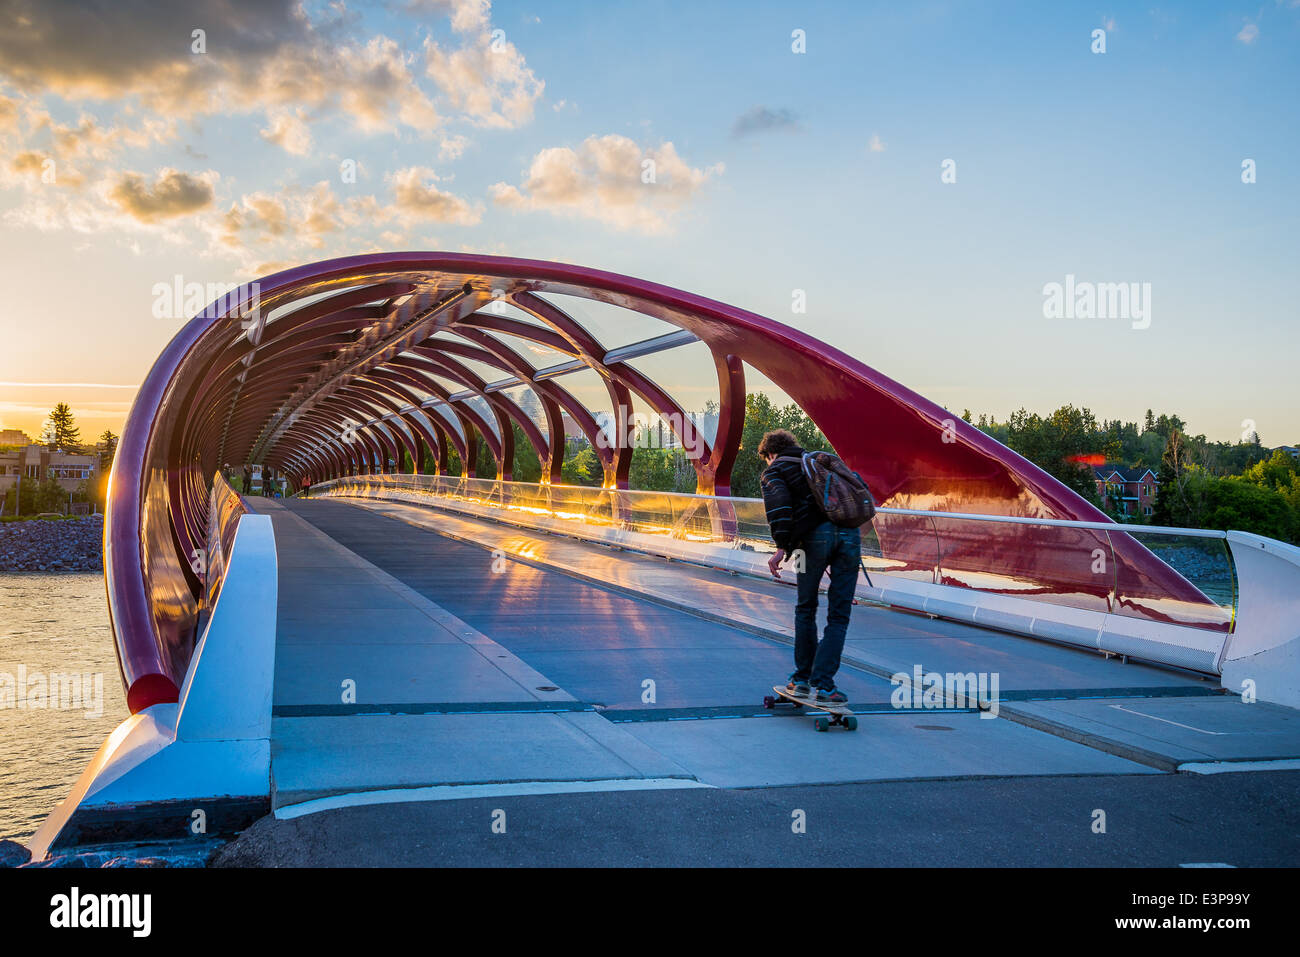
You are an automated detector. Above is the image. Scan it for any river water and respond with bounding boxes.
[0,572,126,844]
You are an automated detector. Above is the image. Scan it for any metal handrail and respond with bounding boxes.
[322,474,1232,541]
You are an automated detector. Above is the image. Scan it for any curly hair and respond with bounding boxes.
[757,429,801,458]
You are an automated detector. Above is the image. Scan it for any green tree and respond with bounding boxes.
[1154,430,1189,526]
[475,436,496,479]
[1004,405,1116,506]
[729,392,833,498]
[98,430,118,475]
[35,476,68,513]
[510,423,542,483]
[561,441,601,486]
[3,481,37,517]
[1239,449,1298,492]
[45,403,81,451]
[1198,477,1298,543]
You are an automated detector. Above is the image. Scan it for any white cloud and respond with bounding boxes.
[0,0,541,147]
[439,134,471,160]
[105,168,218,223]
[423,12,544,128]
[388,166,483,224]
[259,108,314,156]
[1237,23,1260,44]
[867,133,886,153]
[490,134,722,233]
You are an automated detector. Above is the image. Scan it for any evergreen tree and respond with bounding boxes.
[98,430,118,474]
[46,403,81,451]
[1152,433,1181,526]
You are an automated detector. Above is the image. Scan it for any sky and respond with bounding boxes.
[0,0,1296,448]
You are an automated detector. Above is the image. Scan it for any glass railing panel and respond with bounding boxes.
[924,515,1113,613]
[1110,531,1234,632]
[862,512,942,583]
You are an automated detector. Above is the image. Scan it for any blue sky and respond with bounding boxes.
[0,0,1296,446]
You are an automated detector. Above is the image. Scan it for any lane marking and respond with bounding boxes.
[1108,705,1225,735]
[274,777,714,820]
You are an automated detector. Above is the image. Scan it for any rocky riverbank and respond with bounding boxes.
[0,515,103,572]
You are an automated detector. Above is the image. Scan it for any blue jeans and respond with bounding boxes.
[792,521,861,690]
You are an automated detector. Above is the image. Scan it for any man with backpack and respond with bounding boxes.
[758,429,874,704]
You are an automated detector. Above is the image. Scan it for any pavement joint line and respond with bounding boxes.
[601,705,982,722]
[723,770,1163,791]
[273,777,717,820]
[273,702,598,717]
[1108,704,1226,735]
[997,703,1182,771]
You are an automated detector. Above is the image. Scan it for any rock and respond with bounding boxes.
[0,514,104,573]
[0,840,32,867]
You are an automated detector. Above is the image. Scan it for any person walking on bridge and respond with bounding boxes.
[758,429,863,704]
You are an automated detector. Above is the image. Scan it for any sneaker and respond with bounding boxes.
[786,677,811,697]
[814,687,847,704]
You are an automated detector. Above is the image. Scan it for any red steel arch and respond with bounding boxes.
[106,252,1199,714]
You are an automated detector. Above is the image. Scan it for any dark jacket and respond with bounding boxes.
[760,447,821,551]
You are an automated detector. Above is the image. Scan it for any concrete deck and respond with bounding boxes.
[212,495,1300,864]
[291,496,1299,772]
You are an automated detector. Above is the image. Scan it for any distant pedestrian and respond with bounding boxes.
[758,429,864,703]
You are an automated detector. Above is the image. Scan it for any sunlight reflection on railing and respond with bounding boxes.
[315,473,1236,635]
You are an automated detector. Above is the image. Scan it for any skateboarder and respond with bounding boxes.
[758,429,861,704]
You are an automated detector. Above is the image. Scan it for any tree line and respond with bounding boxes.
[965,405,1297,543]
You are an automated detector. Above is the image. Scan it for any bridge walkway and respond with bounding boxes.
[243,497,1300,813]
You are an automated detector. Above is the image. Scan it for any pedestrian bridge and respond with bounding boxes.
[28,253,1300,862]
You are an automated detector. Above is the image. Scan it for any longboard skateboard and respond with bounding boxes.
[764,685,858,732]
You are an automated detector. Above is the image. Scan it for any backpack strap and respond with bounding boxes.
[774,454,815,483]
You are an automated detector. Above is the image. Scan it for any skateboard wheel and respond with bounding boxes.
[815,717,829,732]
[763,696,775,709]
[792,701,803,709]
[845,716,859,731]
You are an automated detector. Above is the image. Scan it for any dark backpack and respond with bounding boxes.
[777,451,876,528]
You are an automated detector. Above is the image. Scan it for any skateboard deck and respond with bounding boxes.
[764,685,858,731]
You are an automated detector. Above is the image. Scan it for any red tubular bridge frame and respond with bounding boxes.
[106,253,1199,713]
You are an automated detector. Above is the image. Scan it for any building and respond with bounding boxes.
[0,429,32,446]
[0,444,100,496]
[1093,465,1158,518]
